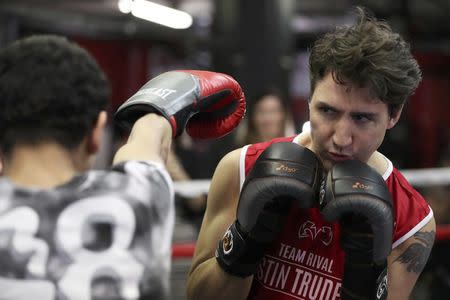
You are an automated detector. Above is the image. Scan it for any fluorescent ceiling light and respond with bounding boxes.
[118,0,133,14]
[119,0,193,29]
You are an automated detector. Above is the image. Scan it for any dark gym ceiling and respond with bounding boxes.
[0,0,449,51]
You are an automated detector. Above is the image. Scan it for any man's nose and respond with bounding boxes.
[332,120,353,149]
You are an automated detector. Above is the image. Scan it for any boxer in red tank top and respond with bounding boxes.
[238,134,431,299]
[187,7,435,300]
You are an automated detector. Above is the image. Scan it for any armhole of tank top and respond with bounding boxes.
[392,210,434,249]
[378,152,435,250]
[239,145,250,192]
[142,161,175,201]
[124,160,175,202]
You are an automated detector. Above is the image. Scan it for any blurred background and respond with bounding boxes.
[0,1,449,299]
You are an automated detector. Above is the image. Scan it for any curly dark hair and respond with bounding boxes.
[0,35,110,156]
[309,7,422,115]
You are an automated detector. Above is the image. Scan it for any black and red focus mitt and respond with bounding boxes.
[114,70,246,139]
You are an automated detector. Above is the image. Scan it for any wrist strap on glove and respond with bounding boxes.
[341,259,388,300]
[215,221,266,277]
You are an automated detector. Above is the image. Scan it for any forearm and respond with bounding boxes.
[187,257,253,300]
[113,114,172,165]
[386,218,436,300]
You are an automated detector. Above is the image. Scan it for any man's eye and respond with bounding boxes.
[353,114,371,122]
[319,107,335,114]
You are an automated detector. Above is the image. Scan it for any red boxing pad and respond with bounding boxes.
[115,69,246,139]
[179,70,246,139]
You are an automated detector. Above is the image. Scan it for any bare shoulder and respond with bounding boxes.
[215,147,242,174]
[189,148,242,273]
[207,148,242,212]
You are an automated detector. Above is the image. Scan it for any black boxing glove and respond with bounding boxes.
[115,70,246,138]
[320,160,393,300]
[216,142,323,277]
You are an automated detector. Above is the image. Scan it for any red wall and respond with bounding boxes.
[73,38,150,112]
[70,38,450,168]
[408,53,450,168]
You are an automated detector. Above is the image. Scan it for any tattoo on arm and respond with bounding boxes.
[394,231,435,273]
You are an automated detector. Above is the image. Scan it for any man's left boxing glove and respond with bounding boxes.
[216,142,323,277]
[114,70,246,138]
[320,160,393,300]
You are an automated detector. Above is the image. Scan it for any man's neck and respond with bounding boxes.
[3,143,86,189]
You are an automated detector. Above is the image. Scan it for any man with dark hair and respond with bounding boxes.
[0,35,245,299]
[187,7,435,300]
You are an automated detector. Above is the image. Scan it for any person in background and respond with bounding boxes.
[186,7,435,300]
[174,88,296,230]
[235,88,295,147]
[0,34,245,300]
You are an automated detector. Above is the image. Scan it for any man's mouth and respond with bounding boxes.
[327,152,352,162]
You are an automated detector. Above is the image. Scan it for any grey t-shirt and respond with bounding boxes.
[0,160,174,300]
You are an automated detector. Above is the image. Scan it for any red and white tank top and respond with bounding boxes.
[240,134,433,300]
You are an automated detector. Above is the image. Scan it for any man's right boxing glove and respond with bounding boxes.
[215,142,323,277]
[115,70,246,138]
[320,160,394,300]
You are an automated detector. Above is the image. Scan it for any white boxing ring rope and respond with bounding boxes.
[401,167,450,187]
[173,167,450,198]
[172,167,450,258]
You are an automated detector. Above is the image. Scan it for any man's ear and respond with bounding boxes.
[387,105,404,129]
[87,111,108,154]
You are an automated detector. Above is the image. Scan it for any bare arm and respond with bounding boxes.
[113,114,172,166]
[186,148,253,300]
[387,217,436,300]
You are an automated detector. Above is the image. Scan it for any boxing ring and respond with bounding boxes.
[170,167,450,299]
